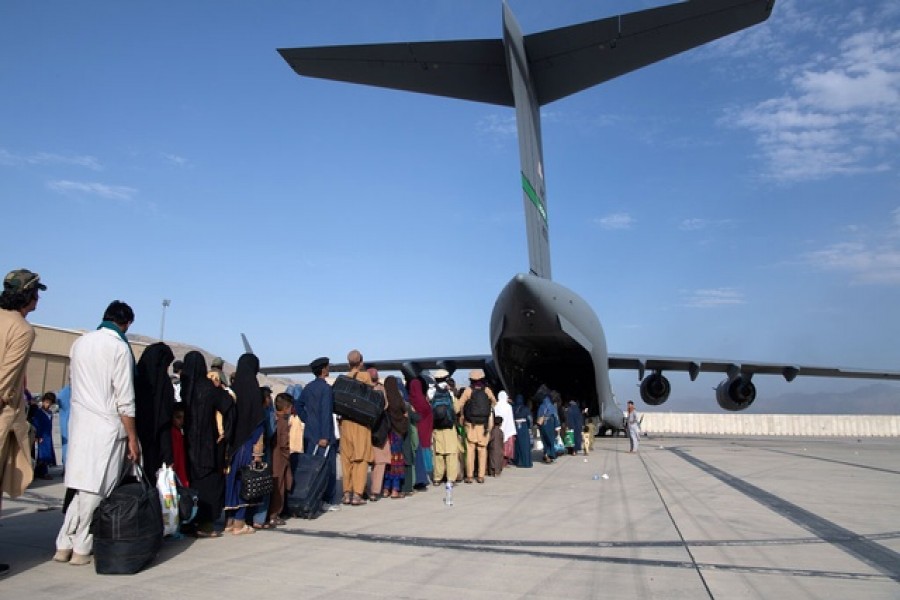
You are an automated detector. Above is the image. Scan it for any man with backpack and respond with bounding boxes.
[457,369,496,484]
[430,369,460,485]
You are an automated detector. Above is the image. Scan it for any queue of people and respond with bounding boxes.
[0,266,608,576]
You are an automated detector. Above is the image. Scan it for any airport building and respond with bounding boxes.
[25,324,149,395]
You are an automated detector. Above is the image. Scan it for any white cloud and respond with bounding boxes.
[681,288,746,308]
[802,207,900,284]
[162,153,189,167]
[47,180,137,202]
[679,218,734,231]
[477,113,517,137]
[726,5,900,182]
[804,242,900,285]
[594,212,635,230]
[0,148,102,170]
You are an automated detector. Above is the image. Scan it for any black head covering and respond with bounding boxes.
[230,353,263,448]
[181,351,232,474]
[384,376,409,437]
[134,342,175,477]
[179,351,208,408]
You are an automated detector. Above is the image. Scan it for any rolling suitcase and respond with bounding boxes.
[292,445,330,518]
[332,374,384,428]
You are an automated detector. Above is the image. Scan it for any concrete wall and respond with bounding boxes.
[641,413,900,437]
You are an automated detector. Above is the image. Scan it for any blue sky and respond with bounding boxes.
[2,0,899,406]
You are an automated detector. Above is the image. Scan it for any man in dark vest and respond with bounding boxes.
[457,369,496,484]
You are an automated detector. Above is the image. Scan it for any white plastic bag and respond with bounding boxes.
[156,463,179,537]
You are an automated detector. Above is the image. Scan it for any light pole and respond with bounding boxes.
[160,298,171,341]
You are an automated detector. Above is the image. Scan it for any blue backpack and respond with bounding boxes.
[432,389,455,429]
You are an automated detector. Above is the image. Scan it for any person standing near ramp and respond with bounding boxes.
[625,401,641,453]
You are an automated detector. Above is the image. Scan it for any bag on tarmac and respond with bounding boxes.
[431,389,455,430]
[332,374,384,428]
[293,445,331,519]
[91,463,164,575]
[463,388,491,425]
[155,463,179,537]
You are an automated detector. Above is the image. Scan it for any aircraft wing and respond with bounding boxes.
[608,354,900,383]
[278,0,775,108]
[259,354,491,377]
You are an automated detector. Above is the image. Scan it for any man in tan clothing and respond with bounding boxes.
[457,369,496,484]
[0,269,44,576]
[430,369,460,485]
[339,349,373,505]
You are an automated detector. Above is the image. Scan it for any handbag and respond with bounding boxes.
[240,462,274,502]
[553,433,565,455]
[173,472,198,524]
[371,410,391,447]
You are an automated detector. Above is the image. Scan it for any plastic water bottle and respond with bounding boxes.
[444,482,454,506]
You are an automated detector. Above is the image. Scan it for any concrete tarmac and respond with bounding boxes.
[2,434,899,599]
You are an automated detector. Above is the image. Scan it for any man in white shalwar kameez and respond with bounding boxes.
[54,301,140,566]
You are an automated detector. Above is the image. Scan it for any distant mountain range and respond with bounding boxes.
[656,383,900,415]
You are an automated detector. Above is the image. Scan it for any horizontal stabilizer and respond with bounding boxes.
[279,0,774,108]
[278,40,513,106]
[526,0,775,105]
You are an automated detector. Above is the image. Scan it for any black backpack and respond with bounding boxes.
[463,388,491,425]
[432,389,455,429]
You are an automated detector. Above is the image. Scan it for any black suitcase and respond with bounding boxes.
[332,375,384,428]
[90,464,163,575]
[292,446,331,518]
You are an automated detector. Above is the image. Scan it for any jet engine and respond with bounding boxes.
[639,372,671,406]
[716,376,756,411]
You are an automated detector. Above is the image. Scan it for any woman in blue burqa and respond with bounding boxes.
[565,399,584,455]
[511,393,533,468]
[223,353,265,535]
[535,386,558,464]
[181,351,234,537]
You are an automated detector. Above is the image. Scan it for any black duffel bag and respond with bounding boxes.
[332,374,384,428]
[90,463,163,575]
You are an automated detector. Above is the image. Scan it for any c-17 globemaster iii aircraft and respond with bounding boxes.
[266,0,900,431]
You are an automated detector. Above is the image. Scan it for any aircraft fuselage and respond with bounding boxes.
[490,273,623,427]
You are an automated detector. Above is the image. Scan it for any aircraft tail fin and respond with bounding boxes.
[278,0,776,280]
[241,333,254,355]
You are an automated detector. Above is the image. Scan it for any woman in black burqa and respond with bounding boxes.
[180,351,234,537]
[223,353,265,535]
[134,342,175,480]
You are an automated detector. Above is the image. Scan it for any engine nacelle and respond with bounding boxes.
[716,376,756,411]
[640,372,671,406]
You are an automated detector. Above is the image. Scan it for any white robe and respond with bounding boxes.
[494,392,517,442]
[65,328,135,497]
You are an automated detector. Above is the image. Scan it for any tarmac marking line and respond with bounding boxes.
[753,447,900,476]
[273,528,895,582]
[667,447,900,583]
